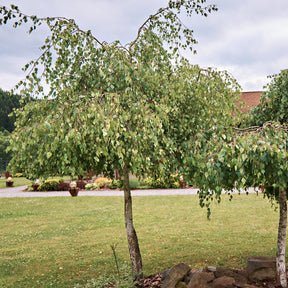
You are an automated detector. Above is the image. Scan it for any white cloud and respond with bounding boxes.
[0,0,288,91]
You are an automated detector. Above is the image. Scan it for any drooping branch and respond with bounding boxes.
[128,7,169,50]
[233,121,288,137]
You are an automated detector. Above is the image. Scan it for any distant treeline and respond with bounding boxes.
[0,89,22,133]
[0,89,22,164]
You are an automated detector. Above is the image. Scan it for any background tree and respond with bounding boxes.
[0,89,21,132]
[247,69,288,126]
[188,70,288,288]
[1,1,240,280]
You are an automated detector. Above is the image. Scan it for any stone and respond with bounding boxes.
[187,272,215,288]
[207,266,217,272]
[212,276,235,288]
[161,263,191,288]
[246,256,276,281]
[214,267,247,285]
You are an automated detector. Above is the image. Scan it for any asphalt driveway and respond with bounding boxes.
[0,186,259,198]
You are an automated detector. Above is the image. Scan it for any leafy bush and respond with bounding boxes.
[14,173,23,177]
[85,183,100,190]
[144,174,180,189]
[57,182,70,191]
[94,177,111,188]
[38,179,63,191]
[172,181,181,188]
[76,180,87,189]
[109,179,122,189]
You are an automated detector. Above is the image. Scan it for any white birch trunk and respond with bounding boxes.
[276,188,287,288]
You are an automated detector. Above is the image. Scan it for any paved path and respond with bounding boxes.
[0,186,259,198]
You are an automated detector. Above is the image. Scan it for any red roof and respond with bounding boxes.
[237,91,263,113]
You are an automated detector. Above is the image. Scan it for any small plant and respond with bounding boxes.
[94,177,111,188]
[57,182,70,191]
[76,180,87,189]
[32,179,40,191]
[144,174,182,189]
[109,179,122,189]
[14,173,23,177]
[172,181,180,189]
[85,183,100,190]
[6,176,13,187]
[38,179,63,191]
[75,244,137,288]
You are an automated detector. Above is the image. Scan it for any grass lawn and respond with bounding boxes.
[0,193,280,287]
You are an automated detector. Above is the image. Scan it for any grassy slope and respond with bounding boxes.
[0,194,279,287]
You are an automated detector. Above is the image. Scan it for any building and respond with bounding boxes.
[238,91,263,113]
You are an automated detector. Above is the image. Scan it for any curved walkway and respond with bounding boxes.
[0,186,259,198]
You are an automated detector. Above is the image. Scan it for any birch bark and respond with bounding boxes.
[276,188,287,288]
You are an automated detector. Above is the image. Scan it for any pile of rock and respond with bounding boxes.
[161,256,277,288]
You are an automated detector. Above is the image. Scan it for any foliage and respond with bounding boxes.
[128,177,147,190]
[188,123,288,209]
[246,69,288,126]
[0,89,22,132]
[14,172,23,177]
[85,183,100,190]
[0,2,240,182]
[94,177,111,188]
[109,179,122,189]
[0,129,11,160]
[144,174,180,189]
[38,179,63,191]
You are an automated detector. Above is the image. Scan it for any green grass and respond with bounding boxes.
[0,193,280,287]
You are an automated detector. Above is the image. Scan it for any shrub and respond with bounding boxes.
[144,174,181,189]
[57,182,70,191]
[85,183,100,190]
[38,179,63,191]
[172,181,181,189]
[14,173,23,177]
[109,179,122,189]
[76,180,87,189]
[94,177,111,188]
[129,177,142,189]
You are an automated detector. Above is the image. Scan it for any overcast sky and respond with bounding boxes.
[0,0,288,92]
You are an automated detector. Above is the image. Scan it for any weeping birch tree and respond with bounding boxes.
[188,70,288,288]
[1,1,241,280]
